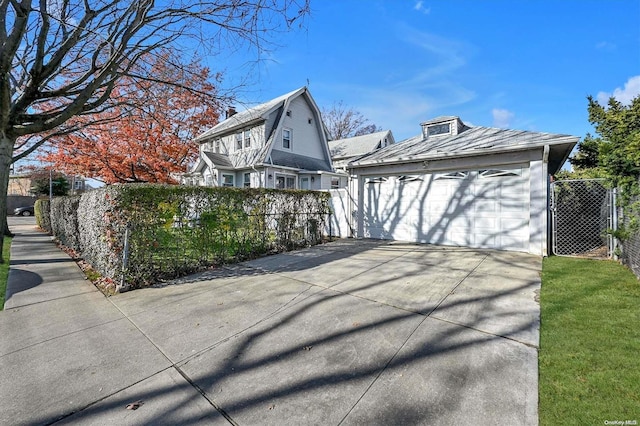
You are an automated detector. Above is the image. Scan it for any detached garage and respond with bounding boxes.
[347,116,578,256]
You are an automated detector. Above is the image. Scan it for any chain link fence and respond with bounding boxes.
[621,226,640,278]
[619,182,640,278]
[551,179,615,257]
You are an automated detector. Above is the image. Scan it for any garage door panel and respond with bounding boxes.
[474,217,498,229]
[448,232,473,247]
[500,218,529,234]
[362,168,531,252]
[474,200,497,213]
[474,184,499,199]
[501,201,528,213]
[474,233,498,249]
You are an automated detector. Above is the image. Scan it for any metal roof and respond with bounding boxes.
[420,116,460,126]
[349,123,579,170]
[204,152,233,168]
[328,130,395,160]
[270,150,333,172]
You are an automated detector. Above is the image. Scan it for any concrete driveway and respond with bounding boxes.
[1,218,541,425]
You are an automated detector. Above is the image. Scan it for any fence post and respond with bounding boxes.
[118,224,131,293]
[610,188,617,260]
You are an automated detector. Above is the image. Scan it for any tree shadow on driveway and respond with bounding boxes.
[51,241,541,425]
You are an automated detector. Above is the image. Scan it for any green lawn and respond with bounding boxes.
[539,256,640,424]
[0,237,11,310]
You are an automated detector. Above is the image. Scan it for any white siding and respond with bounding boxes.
[280,96,325,159]
[326,188,354,238]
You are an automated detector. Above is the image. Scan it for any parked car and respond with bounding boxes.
[14,205,35,216]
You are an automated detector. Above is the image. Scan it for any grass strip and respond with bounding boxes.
[539,256,640,424]
[0,237,12,310]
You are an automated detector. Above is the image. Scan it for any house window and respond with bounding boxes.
[479,169,522,178]
[331,177,340,189]
[222,174,234,187]
[435,171,468,180]
[243,172,251,187]
[427,123,451,136]
[215,139,221,153]
[276,174,295,189]
[235,133,242,150]
[398,175,423,182]
[205,174,214,186]
[244,129,251,149]
[282,128,292,150]
[366,177,388,184]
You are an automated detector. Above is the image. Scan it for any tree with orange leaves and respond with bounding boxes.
[38,54,221,184]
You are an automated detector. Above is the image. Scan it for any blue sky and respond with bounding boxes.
[218,0,640,142]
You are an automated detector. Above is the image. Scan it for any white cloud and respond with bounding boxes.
[595,41,616,51]
[597,75,640,105]
[314,24,476,141]
[414,1,431,14]
[492,108,514,128]
[395,24,468,84]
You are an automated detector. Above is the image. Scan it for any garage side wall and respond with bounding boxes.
[528,157,549,256]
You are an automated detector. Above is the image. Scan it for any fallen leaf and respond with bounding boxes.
[302,346,313,351]
[126,400,144,410]
[268,404,276,410]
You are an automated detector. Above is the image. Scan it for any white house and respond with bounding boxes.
[328,130,395,171]
[183,87,346,190]
[337,116,579,256]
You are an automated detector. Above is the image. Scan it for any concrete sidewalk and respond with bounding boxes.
[0,217,541,425]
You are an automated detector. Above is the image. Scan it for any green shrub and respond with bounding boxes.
[49,184,330,292]
[34,199,51,232]
[51,196,81,251]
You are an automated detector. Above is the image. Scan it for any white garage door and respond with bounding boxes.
[362,166,530,251]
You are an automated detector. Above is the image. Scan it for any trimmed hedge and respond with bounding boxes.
[34,199,51,232]
[51,196,81,251]
[48,184,330,292]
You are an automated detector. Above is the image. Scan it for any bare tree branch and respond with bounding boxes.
[321,101,381,140]
[0,0,311,259]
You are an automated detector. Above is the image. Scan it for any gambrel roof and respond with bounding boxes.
[349,118,579,174]
[192,87,333,172]
[194,87,303,142]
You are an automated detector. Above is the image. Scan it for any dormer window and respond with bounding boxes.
[421,116,466,139]
[427,123,451,136]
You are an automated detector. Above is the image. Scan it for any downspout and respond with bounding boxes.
[345,166,355,238]
[543,144,550,257]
